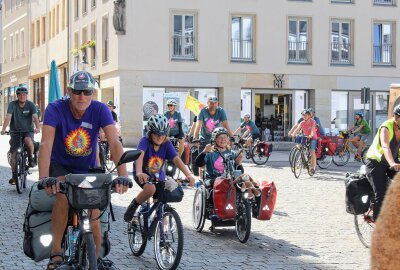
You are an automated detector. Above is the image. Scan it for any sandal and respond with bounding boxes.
[47,252,64,270]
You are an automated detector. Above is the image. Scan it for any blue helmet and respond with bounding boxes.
[355,112,363,118]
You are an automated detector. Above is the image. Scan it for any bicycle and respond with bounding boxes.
[291,136,314,178]
[231,135,272,165]
[4,130,32,194]
[98,140,115,172]
[333,131,369,166]
[127,177,186,270]
[37,150,140,270]
[192,149,252,243]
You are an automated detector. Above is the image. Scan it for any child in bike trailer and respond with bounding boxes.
[124,114,195,222]
[195,127,261,199]
[291,109,318,175]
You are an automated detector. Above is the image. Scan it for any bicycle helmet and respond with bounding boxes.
[308,108,314,113]
[243,113,251,118]
[210,127,229,146]
[16,87,28,95]
[146,114,170,137]
[166,99,177,106]
[302,109,311,115]
[394,104,400,116]
[68,71,96,91]
[355,111,364,118]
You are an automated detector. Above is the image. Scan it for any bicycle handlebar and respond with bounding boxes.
[2,130,32,135]
[37,177,133,191]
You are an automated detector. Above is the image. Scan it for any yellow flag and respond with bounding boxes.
[185,95,206,116]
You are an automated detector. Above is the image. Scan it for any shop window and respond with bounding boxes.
[331,91,348,131]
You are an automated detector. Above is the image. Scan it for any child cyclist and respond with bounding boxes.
[124,114,195,221]
[195,127,260,199]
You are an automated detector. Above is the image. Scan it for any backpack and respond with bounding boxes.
[213,177,237,219]
[345,173,373,215]
[253,181,277,220]
[23,182,111,262]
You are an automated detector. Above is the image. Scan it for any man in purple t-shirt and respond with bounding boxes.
[39,71,129,270]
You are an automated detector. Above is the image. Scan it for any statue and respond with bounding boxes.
[113,0,126,35]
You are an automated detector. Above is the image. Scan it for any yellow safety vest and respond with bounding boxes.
[366,119,399,162]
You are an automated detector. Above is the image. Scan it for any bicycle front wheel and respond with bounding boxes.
[289,146,298,173]
[235,198,251,243]
[333,149,350,166]
[128,214,147,256]
[317,154,333,169]
[154,207,183,270]
[77,232,97,270]
[361,148,368,165]
[293,151,303,179]
[15,152,23,194]
[354,211,375,248]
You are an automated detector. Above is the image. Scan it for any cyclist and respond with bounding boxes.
[348,112,371,161]
[291,109,317,175]
[107,100,118,122]
[124,114,195,222]
[164,99,185,157]
[365,104,400,221]
[233,113,261,148]
[1,87,40,185]
[308,108,325,136]
[38,71,131,270]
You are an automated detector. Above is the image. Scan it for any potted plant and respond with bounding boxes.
[88,40,96,48]
[71,48,79,56]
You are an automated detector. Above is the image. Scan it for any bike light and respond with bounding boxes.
[17,148,22,153]
[83,219,90,231]
[39,234,53,247]
[167,165,173,171]
[361,195,369,204]
[243,193,248,199]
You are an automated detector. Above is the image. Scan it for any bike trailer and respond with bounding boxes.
[345,172,373,215]
[213,177,237,219]
[253,181,277,220]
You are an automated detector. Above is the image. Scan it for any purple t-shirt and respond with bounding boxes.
[43,98,114,173]
[133,137,178,181]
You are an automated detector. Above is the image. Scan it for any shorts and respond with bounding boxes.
[309,138,317,151]
[134,176,165,200]
[357,134,369,143]
[49,162,74,178]
[10,132,34,152]
[251,133,261,141]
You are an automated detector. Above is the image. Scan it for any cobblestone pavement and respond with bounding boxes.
[0,133,370,269]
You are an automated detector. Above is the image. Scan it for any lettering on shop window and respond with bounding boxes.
[273,74,284,88]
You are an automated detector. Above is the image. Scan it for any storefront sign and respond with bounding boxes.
[273,74,284,88]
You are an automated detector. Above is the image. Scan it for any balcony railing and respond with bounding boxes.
[172,34,195,59]
[331,42,351,64]
[288,41,310,63]
[374,0,395,5]
[231,39,253,61]
[374,44,393,65]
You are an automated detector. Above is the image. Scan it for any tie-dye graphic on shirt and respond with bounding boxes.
[205,118,219,133]
[169,117,177,129]
[246,125,251,131]
[65,127,92,157]
[214,156,224,174]
[147,156,164,174]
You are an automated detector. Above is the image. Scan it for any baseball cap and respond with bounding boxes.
[208,96,218,102]
[69,71,96,91]
[107,100,116,109]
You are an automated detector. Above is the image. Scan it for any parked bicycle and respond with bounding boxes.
[37,150,140,269]
[4,130,31,194]
[231,135,273,165]
[127,177,186,270]
[333,131,369,166]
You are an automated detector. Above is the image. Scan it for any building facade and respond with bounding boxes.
[3,0,399,146]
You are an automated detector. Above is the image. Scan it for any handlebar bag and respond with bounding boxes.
[66,174,112,210]
[345,173,373,215]
[160,184,184,203]
[253,181,277,220]
[213,177,237,219]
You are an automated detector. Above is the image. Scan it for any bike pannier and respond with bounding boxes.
[253,181,277,220]
[345,173,373,215]
[181,142,190,165]
[213,177,237,219]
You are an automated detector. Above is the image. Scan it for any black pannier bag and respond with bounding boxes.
[345,172,373,215]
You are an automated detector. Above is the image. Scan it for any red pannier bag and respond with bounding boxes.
[213,177,237,220]
[181,142,190,165]
[256,141,273,157]
[254,181,277,220]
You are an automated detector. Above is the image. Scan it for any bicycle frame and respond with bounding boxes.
[139,201,166,241]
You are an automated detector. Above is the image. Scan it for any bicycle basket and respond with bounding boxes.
[65,174,112,210]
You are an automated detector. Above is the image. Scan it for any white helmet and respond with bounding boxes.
[166,99,177,106]
[146,114,170,137]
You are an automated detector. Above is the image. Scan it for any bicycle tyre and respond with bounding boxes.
[289,146,299,173]
[98,142,106,171]
[293,151,303,179]
[77,232,97,270]
[128,214,147,256]
[154,207,184,270]
[104,151,115,172]
[361,148,368,165]
[235,198,251,243]
[251,144,269,165]
[317,154,333,169]
[332,149,350,166]
[354,210,375,248]
[16,152,23,194]
[192,185,206,232]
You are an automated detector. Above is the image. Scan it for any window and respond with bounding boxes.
[75,0,79,18]
[62,0,66,30]
[288,18,311,63]
[91,0,96,8]
[102,16,109,63]
[231,15,254,61]
[90,22,97,66]
[36,19,40,47]
[74,31,79,51]
[56,4,60,34]
[15,32,19,58]
[10,34,14,60]
[48,11,52,39]
[31,22,35,48]
[21,29,25,55]
[3,38,6,63]
[52,8,56,37]
[331,0,353,3]
[82,0,87,14]
[373,0,395,5]
[42,17,46,43]
[172,14,196,60]
[82,27,88,64]
[373,22,394,65]
[331,20,352,64]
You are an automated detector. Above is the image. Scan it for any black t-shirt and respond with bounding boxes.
[111,111,118,122]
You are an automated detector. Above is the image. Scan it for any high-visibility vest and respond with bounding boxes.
[366,119,399,162]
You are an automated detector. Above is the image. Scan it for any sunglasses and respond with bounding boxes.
[167,104,174,107]
[71,89,94,96]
